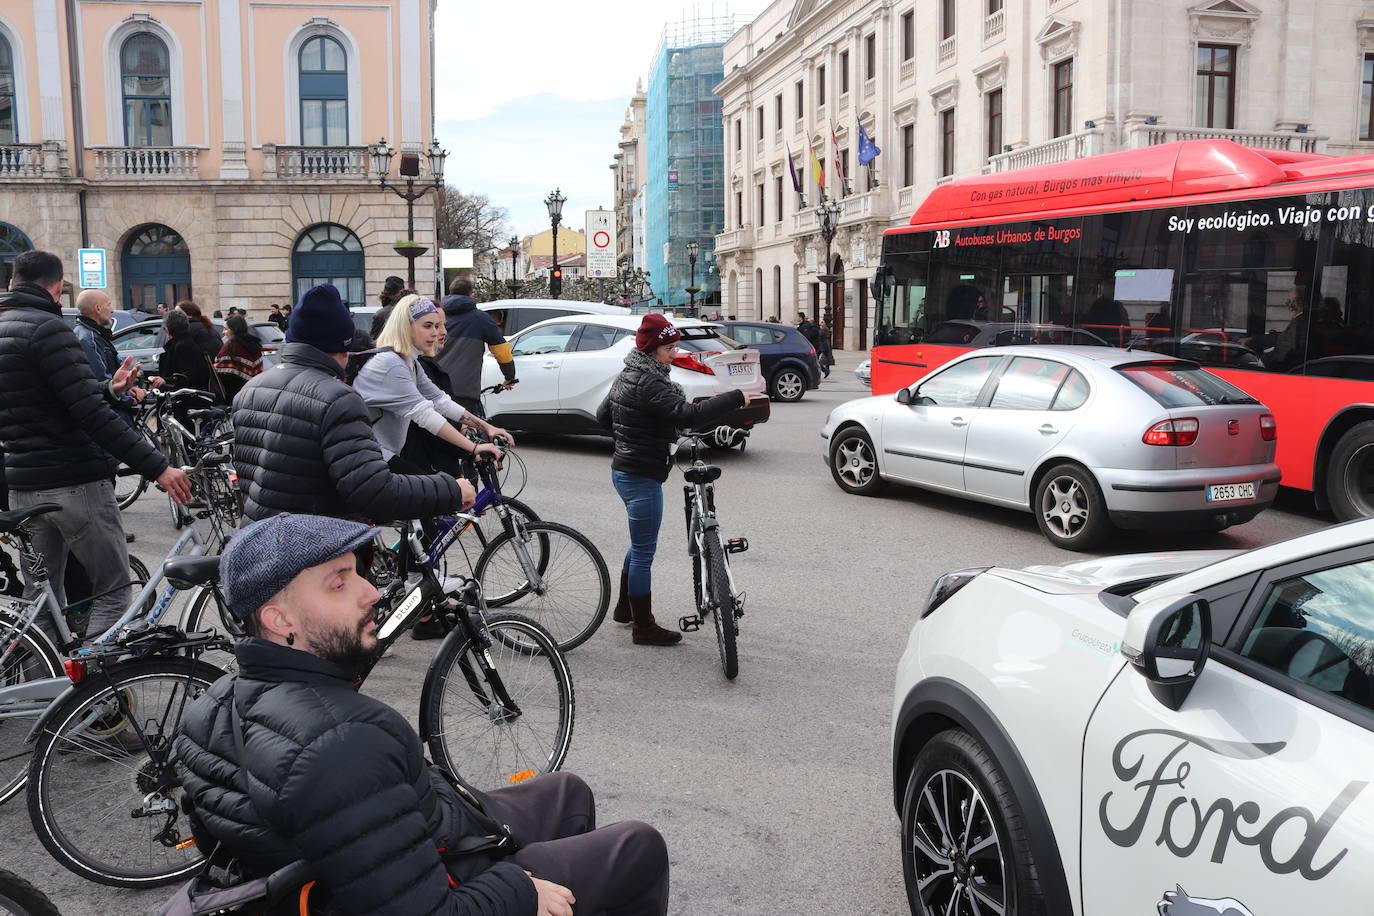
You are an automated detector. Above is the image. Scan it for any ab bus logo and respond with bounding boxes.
[933,230,951,248]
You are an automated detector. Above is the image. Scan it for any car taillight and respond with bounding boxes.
[809,346,816,355]
[1259,414,1277,441]
[672,353,715,375]
[63,659,86,684]
[1143,418,1199,446]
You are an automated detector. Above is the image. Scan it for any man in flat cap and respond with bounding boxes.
[175,513,670,916]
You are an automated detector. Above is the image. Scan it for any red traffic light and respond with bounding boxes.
[550,267,563,279]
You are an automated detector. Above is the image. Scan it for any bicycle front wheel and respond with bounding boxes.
[0,618,61,805]
[27,657,224,887]
[472,521,609,651]
[0,868,60,916]
[702,529,739,680]
[421,615,574,792]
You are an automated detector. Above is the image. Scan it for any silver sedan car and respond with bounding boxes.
[821,346,1280,550]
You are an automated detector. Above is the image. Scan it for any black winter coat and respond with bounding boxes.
[231,342,463,522]
[0,286,167,490]
[157,334,214,393]
[175,639,537,916]
[187,319,223,358]
[599,353,745,482]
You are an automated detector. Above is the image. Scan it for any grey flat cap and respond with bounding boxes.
[220,513,378,620]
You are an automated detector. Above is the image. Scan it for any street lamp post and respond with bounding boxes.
[507,234,521,298]
[373,138,447,289]
[685,241,700,316]
[816,198,842,332]
[544,188,566,298]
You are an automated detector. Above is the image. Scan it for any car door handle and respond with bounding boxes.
[542,361,558,369]
[1039,424,1058,435]
[950,417,968,428]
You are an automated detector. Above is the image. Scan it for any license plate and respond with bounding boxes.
[1207,482,1255,502]
[727,363,753,377]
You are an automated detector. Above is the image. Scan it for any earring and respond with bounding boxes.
[286,633,296,647]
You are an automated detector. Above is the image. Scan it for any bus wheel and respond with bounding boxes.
[1327,420,1374,520]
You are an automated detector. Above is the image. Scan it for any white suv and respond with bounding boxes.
[892,520,1374,915]
[478,315,769,435]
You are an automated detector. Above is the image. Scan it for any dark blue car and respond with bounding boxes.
[718,321,822,402]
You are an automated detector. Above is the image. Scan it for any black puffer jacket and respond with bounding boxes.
[0,285,167,490]
[175,639,537,916]
[599,349,745,482]
[231,342,462,522]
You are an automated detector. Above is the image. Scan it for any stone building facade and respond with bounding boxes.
[0,0,439,315]
[611,81,647,271]
[715,0,1374,350]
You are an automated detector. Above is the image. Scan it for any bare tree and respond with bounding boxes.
[436,186,510,256]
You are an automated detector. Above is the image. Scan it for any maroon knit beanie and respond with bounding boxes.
[635,313,682,352]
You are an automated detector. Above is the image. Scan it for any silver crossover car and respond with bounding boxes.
[821,346,1280,550]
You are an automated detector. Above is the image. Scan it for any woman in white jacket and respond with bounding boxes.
[354,294,510,479]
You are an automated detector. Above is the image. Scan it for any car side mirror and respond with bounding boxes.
[1121,594,1212,711]
[895,387,913,405]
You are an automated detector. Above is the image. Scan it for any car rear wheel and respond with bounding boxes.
[1326,420,1374,521]
[902,729,1049,916]
[830,428,886,496]
[769,367,807,402]
[1034,463,1111,551]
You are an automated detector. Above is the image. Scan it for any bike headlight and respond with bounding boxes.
[922,567,990,618]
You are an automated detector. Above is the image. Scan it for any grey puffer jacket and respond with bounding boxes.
[0,285,167,490]
[231,342,463,522]
[175,639,537,916]
[598,348,744,482]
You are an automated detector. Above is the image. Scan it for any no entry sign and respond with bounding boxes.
[585,209,617,278]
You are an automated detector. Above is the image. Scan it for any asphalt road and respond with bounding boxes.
[0,350,1328,916]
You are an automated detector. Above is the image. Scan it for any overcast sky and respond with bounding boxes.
[432,1,769,243]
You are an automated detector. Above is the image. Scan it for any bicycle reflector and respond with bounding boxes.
[63,659,86,684]
[508,770,536,784]
[922,567,990,619]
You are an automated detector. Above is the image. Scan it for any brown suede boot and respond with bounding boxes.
[629,593,682,646]
[613,570,632,624]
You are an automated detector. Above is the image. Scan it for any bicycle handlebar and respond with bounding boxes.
[481,380,518,395]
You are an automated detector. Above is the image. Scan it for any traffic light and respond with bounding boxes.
[549,266,563,297]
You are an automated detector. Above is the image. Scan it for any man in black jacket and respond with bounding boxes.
[0,251,191,638]
[176,513,670,916]
[233,283,474,523]
[435,280,516,416]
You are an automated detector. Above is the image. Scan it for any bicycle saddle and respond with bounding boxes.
[0,503,61,534]
[683,465,722,484]
[165,555,222,590]
[187,406,229,422]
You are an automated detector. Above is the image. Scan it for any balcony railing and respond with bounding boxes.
[840,191,880,222]
[269,145,372,178]
[0,144,44,178]
[900,59,915,82]
[897,187,916,211]
[988,127,1105,172]
[1127,124,1329,154]
[938,36,956,66]
[984,9,1005,44]
[794,209,818,233]
[715,228,748,252]
[91,146,199,178]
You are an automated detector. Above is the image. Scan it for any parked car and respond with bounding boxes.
[892,518,1374,916]
[717,321,821,402]
[111,318,284,373]
[924,320,1112,348]
[821,346,1280,550]
[61,308,144,333]
[477,298,631,337]
[478,315,769,436]
[856,359,872,386]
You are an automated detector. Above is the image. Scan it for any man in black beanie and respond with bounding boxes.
[230,282,474,522]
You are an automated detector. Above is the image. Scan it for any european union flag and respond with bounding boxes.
[857,121,881,165]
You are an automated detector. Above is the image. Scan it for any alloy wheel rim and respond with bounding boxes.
[836,439,875,487]
[910,769,1006,915]
[1041,475,1088,538]
[777,372,803,399]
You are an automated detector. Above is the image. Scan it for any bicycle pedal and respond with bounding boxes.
[678,615,702,632]
[726,537,749,554]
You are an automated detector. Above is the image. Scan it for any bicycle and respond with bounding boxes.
[113,387,223,513]
[0,868,60,916]
[25,622,230,888]
[675,428,751,680]
[0,498,231,805]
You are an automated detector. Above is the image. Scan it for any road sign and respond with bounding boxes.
[585,209,617,278]
[77,248,106,289]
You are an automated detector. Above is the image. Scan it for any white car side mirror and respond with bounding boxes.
[1121,593,1212,711]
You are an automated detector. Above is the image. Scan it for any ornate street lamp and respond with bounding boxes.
[817,198,843,330]
[507,234,521,298]
[374,137,446,288]
[685,241,700,315]
[545,188,566,298]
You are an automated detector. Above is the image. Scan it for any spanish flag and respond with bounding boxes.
[807,138,825,198]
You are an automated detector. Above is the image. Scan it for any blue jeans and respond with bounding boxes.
[611,470,664,596]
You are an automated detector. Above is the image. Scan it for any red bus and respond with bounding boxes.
[870,139,1374,520]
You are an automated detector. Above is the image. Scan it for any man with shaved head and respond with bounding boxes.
[74,287,150,423]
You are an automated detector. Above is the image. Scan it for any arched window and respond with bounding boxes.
[292,224,364,308]
[299,35,347,146]
[0,34,15,143]
[121,33,171,146]
[0,222,32,289]
[122,224,191,311]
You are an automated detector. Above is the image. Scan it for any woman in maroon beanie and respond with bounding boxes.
[598,314,767,645]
